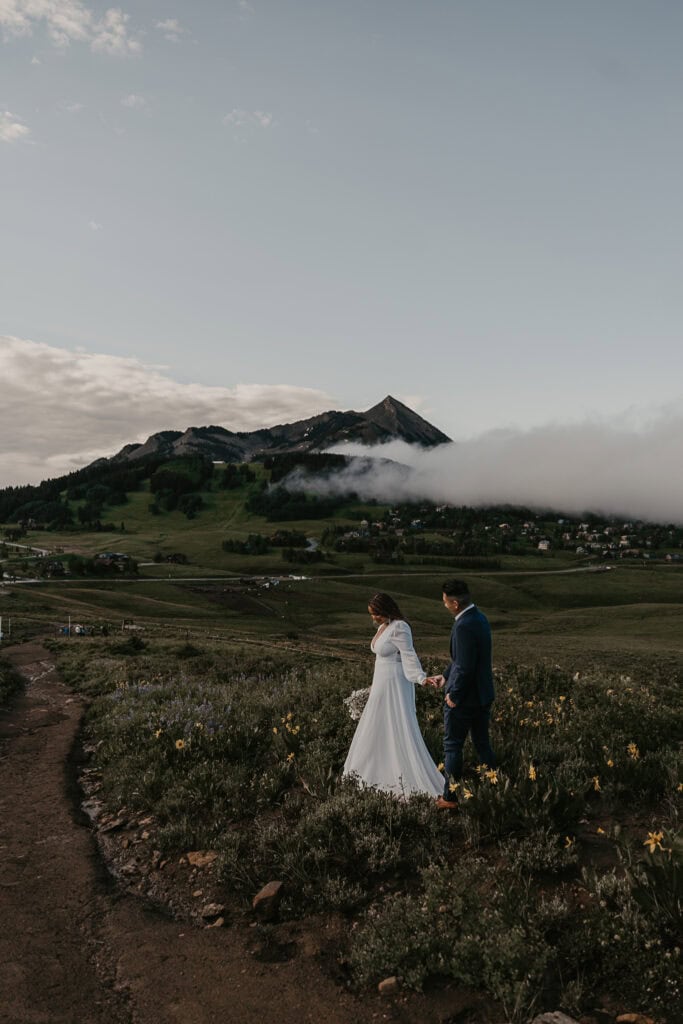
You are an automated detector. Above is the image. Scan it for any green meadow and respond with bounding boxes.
[2,464,682,1020]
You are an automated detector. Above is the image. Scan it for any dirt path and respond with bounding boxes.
[0,644,474,1024]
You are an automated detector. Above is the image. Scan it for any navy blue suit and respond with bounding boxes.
[442,605,496,797]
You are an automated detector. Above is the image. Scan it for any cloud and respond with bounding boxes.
[121,93,146,108]
[223,108,273,130]
[88,220,102,230]
[0,109,30,142]
[0,336,334,487]
[280,414,683,525]
[155,17,186,42]
[0,1,141,56]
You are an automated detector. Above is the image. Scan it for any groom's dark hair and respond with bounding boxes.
[442,579,472,604]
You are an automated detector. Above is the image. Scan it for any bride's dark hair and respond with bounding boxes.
[368,592,405,621]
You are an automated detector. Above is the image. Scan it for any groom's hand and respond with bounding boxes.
[425,674,445,688]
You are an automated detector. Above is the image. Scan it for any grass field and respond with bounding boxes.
[43,630,682,1022]
[2,485,682,1021]
[3,559,683,674]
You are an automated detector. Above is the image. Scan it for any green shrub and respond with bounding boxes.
[349,858,554,1021]
[217,782,459,914]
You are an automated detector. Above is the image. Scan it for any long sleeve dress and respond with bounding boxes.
[342,619,444,797]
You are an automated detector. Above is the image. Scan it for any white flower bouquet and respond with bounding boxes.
[343,687,371,721]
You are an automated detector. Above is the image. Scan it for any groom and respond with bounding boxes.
[427,579,496,809]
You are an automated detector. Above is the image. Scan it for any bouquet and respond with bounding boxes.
[343,687,371,721]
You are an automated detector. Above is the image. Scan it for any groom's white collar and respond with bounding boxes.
[455,604,476,622]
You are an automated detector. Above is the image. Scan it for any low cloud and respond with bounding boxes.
[0,336,333,487]
[121,93,146,109]
[283,415,683,524]
[222,108,273,130]
[0,109,30,142]
[155,18,186,43]
[0,1,140,56]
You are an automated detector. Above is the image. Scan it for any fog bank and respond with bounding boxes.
[284,412,683,524]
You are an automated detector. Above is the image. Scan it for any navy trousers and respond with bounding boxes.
[443,703,496,799]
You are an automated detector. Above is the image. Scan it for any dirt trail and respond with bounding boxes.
[0,644,470,1024]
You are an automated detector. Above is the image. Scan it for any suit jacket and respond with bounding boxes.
[443,605,494,709]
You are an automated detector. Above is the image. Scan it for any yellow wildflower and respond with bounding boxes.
[485,769,499,785]
[643,831,664,854]
[286,711,293,721]
[596,827,605,835]
[559,695,566,702]
[286,752,295,762]
[175,739,185,750]
[437,762,445,772]
[593,776,601,792]
[564,836,574,849]
[272,727,278,734]
[528,764,537,781]
[194,721,204,730]
[462,787,473,801]
[627,742,640,760]
[678,783,683,793]
[154,728,163,738]
[606,758,614,768]
[449,782,459,793]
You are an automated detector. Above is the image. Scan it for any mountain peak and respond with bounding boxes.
[363,396,451,446]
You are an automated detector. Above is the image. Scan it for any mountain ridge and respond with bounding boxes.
[110,395,451,465]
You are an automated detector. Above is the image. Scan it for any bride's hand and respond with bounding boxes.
[425,674,445,688]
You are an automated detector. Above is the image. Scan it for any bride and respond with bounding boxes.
[343,592,444,798]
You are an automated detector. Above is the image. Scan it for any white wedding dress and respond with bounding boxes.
[343,619,444,797]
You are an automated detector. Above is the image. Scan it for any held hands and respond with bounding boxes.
[424,675,455,706]
[425,674,446,689]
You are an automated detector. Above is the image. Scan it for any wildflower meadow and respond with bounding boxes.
[54,638,681,1022]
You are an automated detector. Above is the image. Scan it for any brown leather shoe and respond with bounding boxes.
[435,797,459,810]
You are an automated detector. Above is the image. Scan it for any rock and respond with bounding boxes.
[206,917,225,928]
[252,880,284,920]
[120,860,138,877]
[200,902,225,919]
[378,976,399,996]
[100,817,126,833]
[140,830,151,840]
[81,798,103,821]
[616,1016,655,1024]
[186,850,218,868]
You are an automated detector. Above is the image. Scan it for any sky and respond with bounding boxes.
[1,1,682,517]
